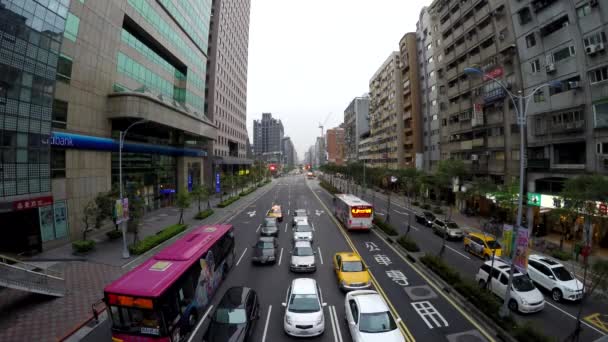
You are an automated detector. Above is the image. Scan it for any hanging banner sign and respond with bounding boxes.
[501,224,514,261]
[513,227,530,273]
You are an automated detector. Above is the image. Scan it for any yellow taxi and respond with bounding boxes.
[333,252,371,291]
[464,232,502,260]
[267,205,283,222]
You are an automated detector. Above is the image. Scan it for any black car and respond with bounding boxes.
[203,287,260,342]
[251,237,278,264]
[415,211,436,227]
[260,217,279,237]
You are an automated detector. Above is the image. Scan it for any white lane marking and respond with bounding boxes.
[262,305,272,342]
[446,245,471,259]
[328,305,338,342]
[285,222,288,232]
[318,247,324,265]
[236,248,247,266]
[187,305,213,342]
[544,301,606,335]
[318,284,325,305]
[256,224,261,233]
[395,209,409,215]
[278,248,284,266]
[287,209,290,215]
[411,225,420,231]
[331,305,343,342]
[411,301,449,329]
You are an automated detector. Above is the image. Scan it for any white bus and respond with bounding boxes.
[334,194,374,231]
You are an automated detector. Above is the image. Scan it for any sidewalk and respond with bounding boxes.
[0,183,271,342]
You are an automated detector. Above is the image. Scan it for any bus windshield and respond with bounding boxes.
[109,306,164,336]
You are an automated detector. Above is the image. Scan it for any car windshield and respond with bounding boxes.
[512,275,536,292]
[446,222,459,229]
[264,219,277,227]
[359,312,397,333]
[295,210,307,217]
[257,241,274,249]
[552,266,574,281]
[342,261,364,272]
[288,294,320,313]
[294,246,314,256]
[295,225,312,232]
[486,240,501,249]
[213,308,247,324]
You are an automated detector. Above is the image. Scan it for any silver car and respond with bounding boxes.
[432,219,464,240]
[290,240,316,272]
[293,223,313,243]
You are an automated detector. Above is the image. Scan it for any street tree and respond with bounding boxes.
[81,199,99,241]
[176,188,192,225]
[191,185,204,213]
[435,159,468,258]
[94,191,115,229]
[492,177,520,224]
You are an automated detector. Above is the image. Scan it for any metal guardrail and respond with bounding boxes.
[0,254,66,297]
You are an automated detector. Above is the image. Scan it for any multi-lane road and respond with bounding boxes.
[329,175,608,342]
[189,175,498,342]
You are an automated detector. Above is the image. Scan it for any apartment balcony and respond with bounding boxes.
[444,33,454,47]
[463,16,475,32]
[446,67,458,80]
[460,140,473,150]
[486,112,503,125]
[484,88,506,104]
[480,42,497,60]
[472,137,485,148]
[448,103,461,115]
[477,24,494,42]
[487,136,504,148]
[453,25,464,38]
[455,43,467,56]
[474,2,490,20]
[550,119,585,134]
[488,160,504,173]
[527,158,550,170]
[447,85,459,98]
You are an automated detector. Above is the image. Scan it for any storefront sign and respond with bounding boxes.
[187,174,193,192]
[501,224,514,261]
[539,194,607,215]
[215,173,221,193]
[483,67,503,81]
[600,203,607,215]
[13,196,53,211]
[527,193,541,207]
[513,227,530,273]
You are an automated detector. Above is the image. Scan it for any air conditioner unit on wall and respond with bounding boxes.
[546,63,556,73]
[586,45,598,55]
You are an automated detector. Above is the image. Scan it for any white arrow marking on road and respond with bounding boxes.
[285,223,288,232]
[262,305,272,342]
[247,210,256,217]
[411,301,449,329]
[187,305,214,342]
[256,224,261,233]
[315,209,324,216]
[236,248,247,266]
[318,247,324,264]
[278,248,284,265]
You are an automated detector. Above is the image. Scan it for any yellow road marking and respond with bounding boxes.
[369,228,497,342]
[309,186,415,342]
[584,313,608,334]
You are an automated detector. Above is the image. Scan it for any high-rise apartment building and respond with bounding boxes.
[206,0,251,175]
[399,32,424,169]
[431,0,522,182]
[281,136,296,167]
[416,7,443,172]
[253,113,284,163]
[509,0,608,196]
[315,136,326,167]
[0,0,216,253]
[326,127,345,165]
[343,96,370,163]
[368,52,404,169]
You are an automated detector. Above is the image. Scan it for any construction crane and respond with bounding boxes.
[319,112,333,138]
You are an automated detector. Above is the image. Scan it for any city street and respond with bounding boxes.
[186,175,496,342]
[328,176,608,342]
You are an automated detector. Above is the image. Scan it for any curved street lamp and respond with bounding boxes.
[464,66,561,317]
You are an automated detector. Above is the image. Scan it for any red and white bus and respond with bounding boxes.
[104,224,235,342]
[334,194,374,230]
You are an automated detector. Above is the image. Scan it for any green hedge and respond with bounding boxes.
[420,254,552,342]
[551,249,572,261]
[373,215,398,236]
[319,180,339,194]
[195,209,214,220]
[129,224,187,255]
[72,240,95,253]
[421,203,431,210]
[432,206,444,215]
[106,230,123,240]
[397,235,420,252]
[239,187,256,197]
[412,200,420,207]
[217,196,239,208]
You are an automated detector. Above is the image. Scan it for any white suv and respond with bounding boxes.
[528,254,584,302]
[290,241,316,273]
[344,290,405,342]
[283,278,326,337]
[475,259,545,313]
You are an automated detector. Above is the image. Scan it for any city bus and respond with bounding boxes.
[334,194,374,230]
[104,224,235,342]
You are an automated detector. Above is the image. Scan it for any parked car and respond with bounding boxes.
[333,252,371,291]
[282,278,326,337]
[344,290,405,342]
[432,219,464,240]
[528,254,584,302]
[475,259,545,313]
[292,209,309,226]
[290,240,316,273]
[260,217,279,237]
[463,232,502,260]
[267,205,283,222]
[203,286,260,342]
[293,223,313,242]
[414,211,435,227]
[251,237,278,264]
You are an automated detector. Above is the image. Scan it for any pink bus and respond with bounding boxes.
[104,224,235,342]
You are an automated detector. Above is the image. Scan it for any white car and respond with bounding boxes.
[283,278,326,337]
[344,290,405,342]
[292,209,309,226]
[293,223,313,242]
[290,240,316,273]
[528,254,584,302]
[475,259,545,313]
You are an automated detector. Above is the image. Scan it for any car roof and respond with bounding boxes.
[353,292,389,313]
[336,252,362,262]
[271,205,281,210]
[483,259,523,276]
[218,287,251,309]
[529,254,562,267]
[258,236,275,242]
[294,240,312,248]
[469,232,496,241]
[292,278,317,294]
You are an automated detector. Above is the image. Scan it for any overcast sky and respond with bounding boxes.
[246,0,432,161]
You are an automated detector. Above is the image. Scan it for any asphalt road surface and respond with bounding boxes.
[188,175,496,342]
[328,176,607,342]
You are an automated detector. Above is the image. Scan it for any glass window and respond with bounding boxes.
[552,45,575,63]
[57,55,73,82]
[359,312,397,333]
[288,294,320,313]
[525,33,536,48]
[52,100,68,129]
[64,12,80,42]
[342,261,364,272]
[51,149,66,178]
[213,308,247,324]
[577,4,591,18]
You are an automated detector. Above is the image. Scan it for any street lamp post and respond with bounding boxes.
[464,67,561,317]
[119,119,147,259]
